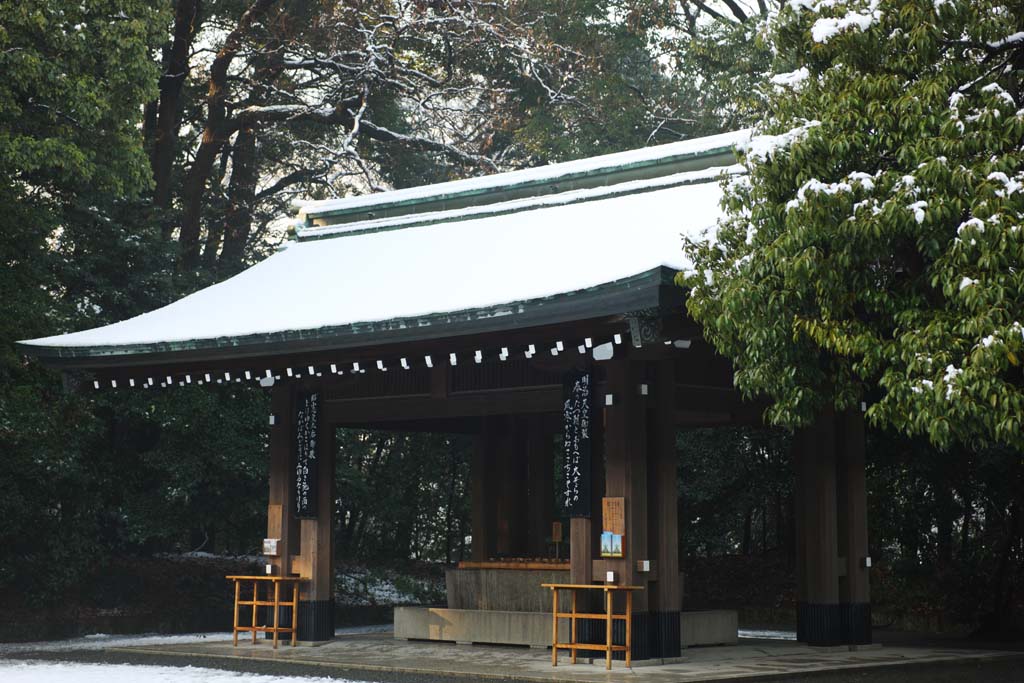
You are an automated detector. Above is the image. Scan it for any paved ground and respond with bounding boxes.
[38,631,1015,683]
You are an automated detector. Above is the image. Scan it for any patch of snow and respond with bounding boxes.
[847,171,876,191]
[957,217,985,235]
[739,628,797,641]
[907,200,928,224]
[811,1,882,43]
[787,0,817,13]
[741,120,821,162]
[770,67,811,90]
[942,364,963,400]
[0,632,235,656]
[988,31,1024,49]
[156,551,263,564]
[987,171,1022,197]
[0,661,361,683]
[0,625,391,656]
[337,569,433,606]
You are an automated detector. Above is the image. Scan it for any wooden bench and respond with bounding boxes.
[226,575,306,649]
[541,583,642,670]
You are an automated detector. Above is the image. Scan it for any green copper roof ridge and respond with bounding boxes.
[296,162,740,243]
[301,142,739,224]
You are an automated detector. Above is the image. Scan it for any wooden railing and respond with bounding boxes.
[541,583,643,670]
[226,575,306,649]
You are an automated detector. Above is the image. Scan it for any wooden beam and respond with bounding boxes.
[324,386,562,423]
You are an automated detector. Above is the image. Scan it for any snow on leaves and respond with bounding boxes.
[683,0,1024,449]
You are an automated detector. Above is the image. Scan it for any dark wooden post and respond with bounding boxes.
[527,415,555,557]
[647,359,681,656]
[793,427,809,643]
[569,408,603,581]
[499,415,529,557]
[296,397,335,641]
[837,408,871,643]
[796,410,840,646]
[470,417,498,561]
[603,359,651,658]
[267,384,295,578]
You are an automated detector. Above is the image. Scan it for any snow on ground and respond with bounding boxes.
[739,628,798,641]
[0,625,391,656]
[336,568,442,606]
[0,661,366,683]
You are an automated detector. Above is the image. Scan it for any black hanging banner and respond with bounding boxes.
[562,369,592,518]
[294,391,320,518]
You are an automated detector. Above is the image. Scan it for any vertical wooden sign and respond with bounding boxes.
[294,391,320,518]
[562,369,592,517]
[600,497,625,558]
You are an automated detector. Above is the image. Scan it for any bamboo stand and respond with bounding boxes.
[226,575,306,649]
[542,583,642,670]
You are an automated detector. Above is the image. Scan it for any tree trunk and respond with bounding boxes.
[153,0,202,235]
[178,0,278,269]
[212,124,258,270]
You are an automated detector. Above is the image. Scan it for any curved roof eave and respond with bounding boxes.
[19,267,679,370]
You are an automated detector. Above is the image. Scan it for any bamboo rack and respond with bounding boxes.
[541,583,643,670]
[226,575,306,649]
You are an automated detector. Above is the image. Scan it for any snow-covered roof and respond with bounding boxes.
[299,129,748,227]
[19,131,748,366]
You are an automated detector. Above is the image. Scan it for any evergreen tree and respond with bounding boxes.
[682,0,1024,449]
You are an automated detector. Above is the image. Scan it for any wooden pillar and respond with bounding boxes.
[297,392,335,641]
[570,405,603,586]
[647,359,681,656]
[603,359,655,659]
[796,410,841,646]
[793,428,809,643]
[526,415,555,557]
[470,418,498,561]
[267,385,295,578]
[502,415,530,556]
[268,384,335,642]
[603,360,648,607]
[837,408,871,643]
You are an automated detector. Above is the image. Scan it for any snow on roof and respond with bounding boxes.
[20,133,747,359]
[297,129,749,222]
[296,163,739,241]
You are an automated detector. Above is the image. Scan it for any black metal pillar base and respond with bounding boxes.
[840,603,872,644]
[261,605,295,640]
[799,603,872,646]
[802,603,842,646]
[650,611,681,658]
[296,599,334,641]
[578,611,680,660]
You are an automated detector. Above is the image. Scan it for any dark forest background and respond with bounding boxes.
[1,0,1021,639]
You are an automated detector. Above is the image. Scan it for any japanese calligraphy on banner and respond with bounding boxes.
[562,369,592,517]
[294,391,320,518]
